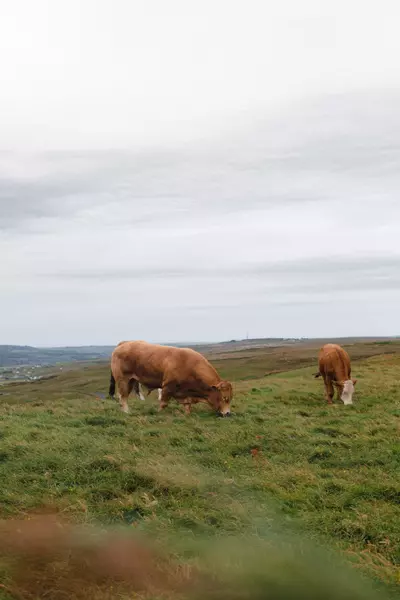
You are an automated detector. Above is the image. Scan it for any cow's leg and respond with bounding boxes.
[158,389,162,402]
[131,380,141,401]
[132,380,146,402]
[183,400,192,416]
[323,377,334,404]
[159,386,171,411]
[336,383,343,402]
[117,379,133,414]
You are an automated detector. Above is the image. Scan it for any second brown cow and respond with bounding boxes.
[315,343,357,405]
[109,340,233,416]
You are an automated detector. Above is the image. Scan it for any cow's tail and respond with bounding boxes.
[314,371,322,378]
[108,372,116,398]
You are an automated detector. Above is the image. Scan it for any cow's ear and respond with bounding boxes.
[352,378,358,386]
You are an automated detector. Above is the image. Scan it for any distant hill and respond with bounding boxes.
[0,337,396,367]
[0,340,287,366]
[0,345,114,367]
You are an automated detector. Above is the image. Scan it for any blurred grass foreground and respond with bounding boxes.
[0,514,389,600]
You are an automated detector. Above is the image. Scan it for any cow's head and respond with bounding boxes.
[209,381,233,417]
[341,379,357,405]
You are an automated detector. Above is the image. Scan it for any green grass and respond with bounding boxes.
[0,345,399,598]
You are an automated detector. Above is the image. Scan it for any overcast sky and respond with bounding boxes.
[1,0,400,346]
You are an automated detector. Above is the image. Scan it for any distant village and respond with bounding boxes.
[0,364,61,383]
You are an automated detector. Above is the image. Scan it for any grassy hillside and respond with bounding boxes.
[0,343,399,598]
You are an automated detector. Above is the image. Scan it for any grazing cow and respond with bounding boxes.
[315,343,357,405]
[108,340,233,416]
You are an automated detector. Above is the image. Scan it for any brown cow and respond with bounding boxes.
[108,340,233,416]
[315,343,357,405]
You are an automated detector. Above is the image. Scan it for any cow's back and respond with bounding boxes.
[318,344,351,381]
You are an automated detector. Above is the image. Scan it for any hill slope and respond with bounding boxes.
[1,337,399,368]
[0,345,115,366]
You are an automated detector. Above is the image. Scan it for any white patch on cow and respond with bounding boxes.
[158,389,162,401]
[341,379,354,405]
[138,383,146,401]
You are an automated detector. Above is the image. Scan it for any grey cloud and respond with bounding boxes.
[2,89,400,232]
[46,255,400,276]
[44,256,400,294]
[2,89,400,345]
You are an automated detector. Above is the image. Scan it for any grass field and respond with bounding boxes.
[0,341,399,599]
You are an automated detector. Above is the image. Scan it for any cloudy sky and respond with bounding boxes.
[1,0,400,346]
